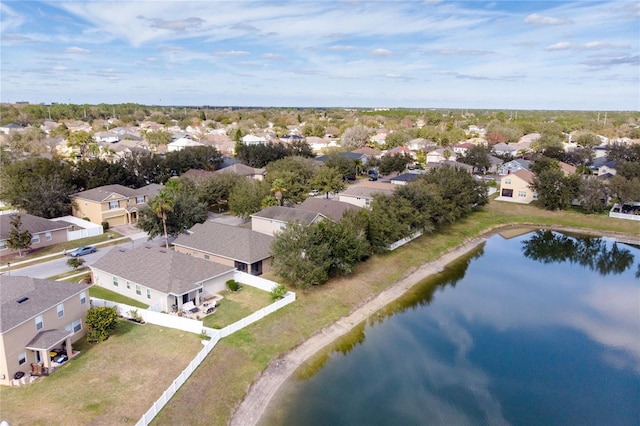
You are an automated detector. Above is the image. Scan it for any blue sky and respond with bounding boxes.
[1,1,638,110]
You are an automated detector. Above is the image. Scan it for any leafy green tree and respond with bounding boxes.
[164,146,223,175]
[384,131,410,149]
[574,131,600,149]
[608,175,640,204]
[85,306,120,343]
[67,130,94,159]
[530,156,560,176]
[49,123,70,139]
[144,129,172,146]
[228,178,270,219]
[368,194,419,252]
[235,142,289,168]
[576,177,609,213]
[271,178,287,206]
[533,133,565,160]
[138,187,208,240]
[310,165,346,197]
[530,169,580,210]
[265,156,316,203]
[459,145,491,174]
[378,154,412,175]
[6,214,32,257]
[192,172,244,211]
[322,152,356,178]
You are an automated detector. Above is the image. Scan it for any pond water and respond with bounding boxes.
[262,230,640,426]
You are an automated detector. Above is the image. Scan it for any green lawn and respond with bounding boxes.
[0,321,202,425]
[203,285,274,329]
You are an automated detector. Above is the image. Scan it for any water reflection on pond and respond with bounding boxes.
[262,230,640,426]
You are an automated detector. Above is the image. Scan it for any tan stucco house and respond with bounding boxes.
[0,213,73,256]
[250,206,325,237]
[0,277,90,386]
[70,184,162,227]
[173,221,274,276]
[496,169,537,204]
[90,246,235,313]
[337,181,396,209]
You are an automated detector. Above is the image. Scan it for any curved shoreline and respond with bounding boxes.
[229,226,640,426]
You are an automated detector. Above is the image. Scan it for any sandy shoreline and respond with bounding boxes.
[229,236,488,426]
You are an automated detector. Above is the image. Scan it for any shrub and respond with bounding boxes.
[226,279,240,292]
[83,273,92,284]
[86,306,119,342]
[270,284,288,300]
[67,257,85,270]
[101,221,110,231]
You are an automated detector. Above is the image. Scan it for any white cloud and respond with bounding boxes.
[371,48,393,57]
[545,42,574,51]
[261,53,284,60]
[328,45,356,51]
[65,46,91,54]
[524,13,571,26]
[214,50,250,57]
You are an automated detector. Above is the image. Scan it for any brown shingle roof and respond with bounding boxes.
[173,221,274,263]
[0,213,72,240]
[0,276,88,333]
[251,206,323,225]
[90,246,234,296]
[71,184,162,202]
[296,198,362,222]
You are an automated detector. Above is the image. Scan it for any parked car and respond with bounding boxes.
[69,246,97,257]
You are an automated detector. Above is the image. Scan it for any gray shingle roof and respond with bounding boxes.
[340,186,395,199]
[173,222,274,263]
[0,213,73,240]
[296,198,362,222]
[71,184,162,202]
[0,276,88,333]
[90,246,234,296]
[251,206,322,225]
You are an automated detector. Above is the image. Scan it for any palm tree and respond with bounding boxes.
[151,189,175,249]
[271,178,287,206]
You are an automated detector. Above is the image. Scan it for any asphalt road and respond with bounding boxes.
[9,233,165,280]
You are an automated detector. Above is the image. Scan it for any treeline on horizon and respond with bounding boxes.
[1,102,637,129]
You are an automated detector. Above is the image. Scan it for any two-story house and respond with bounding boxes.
[0,277,91,386]
[497,169,537,204]
[70,184,163,227]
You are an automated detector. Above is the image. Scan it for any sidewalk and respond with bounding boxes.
[0,235,133,272]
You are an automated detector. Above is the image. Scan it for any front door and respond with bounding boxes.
[35,351,42,364]
[182,294,189,304]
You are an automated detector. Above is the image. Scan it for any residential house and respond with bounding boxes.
[242,134,267,146]
[216,163,266,181]
[498,159,531,176]
[295,198,362,222]
[70,184,163,227]
[487,155,504,174]
[0,213,73,256]
[90,246,235,313]
[426,148,457,163]
[93,131,119,144]
[0,276,90,386]
[407,138,436,152]
[306,136,338,153]
[453,142,475,157]
[167,137,204,152]
[251,206,325,237]
[558,161,577,176]
[370,132,387,146]
[337,181,396,208]
[386,146,416,159]
[390,173,420,185]
[0,123,25,134]
[352,146,382,159]
[173,221,274,276]
[315,151,369,168]
[496,170,537,204]
[591,158,617,176]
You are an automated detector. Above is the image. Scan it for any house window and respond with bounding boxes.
[45,232,52,241]
[204,254,210,260]
[35,315,43,331]
[57,303,64,318]
[198,287,203,294]
[113,277,118,287]
[234,261,247,272]
[80,291,86,305]
[504,179,512,185]
[136,196,145,204]
[109,200,119,210]
[146,289,151,299]
[279,223,286,230]
[518,190,527,197]
[18,352,26,365]
[136,285,141,295]
[31,234,40,244]
[501,189,514,198]
[126,281,131,289]
[66,319,82,334]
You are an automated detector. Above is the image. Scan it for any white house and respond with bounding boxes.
[242,134,267,146]
[167,138,204,152]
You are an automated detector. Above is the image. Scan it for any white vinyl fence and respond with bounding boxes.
[90,275,295,426]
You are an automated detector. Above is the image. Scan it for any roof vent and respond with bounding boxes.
[16,296,29,304]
